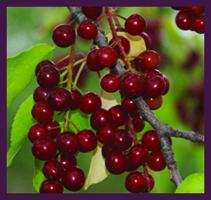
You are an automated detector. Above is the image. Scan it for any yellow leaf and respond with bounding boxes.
[84,91,118,190]
[106,32,146,65]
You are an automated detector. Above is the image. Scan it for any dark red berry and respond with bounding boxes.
[192,15,204,34]
[40,180,64,193]
[47,87,72,111]
[56,131,80,156]
[105,150,129,174]
[121,96,138,113]
[60,155,77,170]
[132,116,145,133]
[107,105,129,127]
[86,49,104,72]
[42,159,64,180]
[77,129,97,152]
[32,137,57,160]
[143,174,155,193]
[44,121,61,139]
[35,60,55,76]
[144,69,163,80]
[127,144,149,166]
[147,149,166,171]
[176,11,193,30]
[79,92,102,114]
[62,167,85,191]
[37,66,60,89]
[96,123,117,144]
[116,27,126,32]
[171,7,185,11]
[145,75,166,97]
[110,129,133,151]
[77,20,98,40]
[69,88,82,110]
[31,101,54,123]
[162,75,170,95]
[109,36,130,57]
[144,95,163,110]
[96,46,118,68]
[28,124,49,143]
[101,73,121,93]
[82,7,103,19]
[125,171,148,193]
[186,7,204,16]
[140,50,160,69]
[126,160,140,172]
[140,32,151,49]
[52,24,76,48]
[90,108,108,130]
[125,14,146,35]
[121,73,145,98]
[102,144,113,158]
[142,130,160,151]
[33,86,51,103]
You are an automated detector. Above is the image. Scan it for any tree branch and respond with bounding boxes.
[67,6,204,188]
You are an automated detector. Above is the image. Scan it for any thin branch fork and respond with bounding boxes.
[67,6,204,188]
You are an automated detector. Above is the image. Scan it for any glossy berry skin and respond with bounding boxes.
[142,130,160,151]
[77,129,97,152]
[121,74,145,98]
[52,24,76,48]
[28,124,49,143]
[140,50,160,69]
[147,149,166,171]
[31,101,54,123]
[35,60,55,76]
[47,87,72,111]
[108,105,129,127]
[126,160,140,172]
[40,180,64,193]
[44,121,61,139]
[186,7,204,16]
[32,137,57,160]
[82,7,103,19]
[62,167,85,191]
[79,92,102,114]
[37,66,60,89]
[105,150,129,175]
[109,36,130,57]
[125,14,146,35]
[110,129,133,151]
[60,155,77,170]
[102,144,113,158]
[144,95,163,110]
[96,46,118,68]
[33,86,51,103]
[121,96,138,113]
[140,32,151,49]
[143,174,155,193]
[101,73,121,93]
[144,69,163,80]
[162,75,170,95]
[90,108,108,130]
[56,131,80,156]
[192,15,204,34]
[69,88,82,110]
[42,159,64,180]
[125,171,148,193]
[86,49,103,71]
[127,144,149,166]
[145,75,166,97]
[132,116,145,133]
[96,123,117,144]
[77,20,98,40]
[175,11,193,30]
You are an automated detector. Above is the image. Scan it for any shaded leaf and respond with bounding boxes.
[175,173,204,193]
[7,43,53,108]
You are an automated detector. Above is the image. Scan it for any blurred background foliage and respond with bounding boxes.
[7,7,204,193]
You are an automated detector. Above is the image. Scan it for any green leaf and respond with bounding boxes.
[33,158,45,193]
[7,95,35,167]
[10,94,34,146]
[7,43,53,108]
[175,173,204,193]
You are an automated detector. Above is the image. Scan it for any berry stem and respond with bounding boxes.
[128,117,139,145]
[68,119,80,132]
[105,7,134,73]
[113,13,127,21]
[73,60,86,86]
[111,7,122,27]
[94,13,106,24]
[143,164,151,192]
